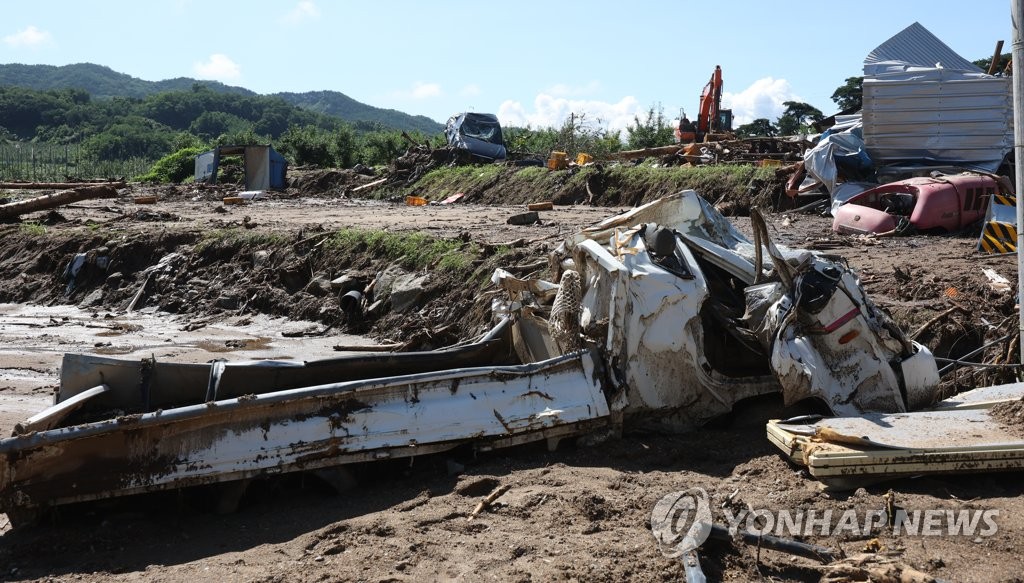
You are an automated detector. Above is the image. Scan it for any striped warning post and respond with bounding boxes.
[994,194,1017,208]
[977,190,1017,255]
[979,221,1017,254]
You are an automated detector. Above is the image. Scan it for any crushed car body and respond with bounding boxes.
[497,191,939,431]
[0,191,939,521]
[832,173,1007,235]
[444,112,507,161]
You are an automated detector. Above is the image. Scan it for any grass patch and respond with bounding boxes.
[194,229,291,253]
[324,229,473,271]
[19,221,46,236]
[409,164,504,201]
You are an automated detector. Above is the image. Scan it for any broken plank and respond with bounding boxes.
[351,178,388,192]
[0,185,119,219]
[767,405,1024,489]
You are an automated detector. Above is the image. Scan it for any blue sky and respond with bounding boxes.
[0,1,1012,132]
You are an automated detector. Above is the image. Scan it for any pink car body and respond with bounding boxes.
[832,174,1001,235]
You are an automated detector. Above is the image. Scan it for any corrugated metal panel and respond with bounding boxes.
[864,22,981,74]
[862,75,1012,170]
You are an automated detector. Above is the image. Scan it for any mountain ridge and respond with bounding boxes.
[0,62,443,134]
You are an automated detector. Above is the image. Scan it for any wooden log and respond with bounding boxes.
[988,40,1005,75]
[602,145,683,160]
[527,201,553,211]
[0,181,126,190]
[0,185,118,219]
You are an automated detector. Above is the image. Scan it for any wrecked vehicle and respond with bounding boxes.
[444,112,506,161]
[0,192,939,523]
[832,173,1006,235]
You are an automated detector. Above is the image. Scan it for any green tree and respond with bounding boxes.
[189,111,251,141]
[776,101,824,135]
[831,76,863,111]
[625,104,674,149]
[735,118,776,137]
[360,130,405,166]
[279,124,334,167]
[973,52,1011,74]
[82,115,175,159]
[331,124,359,168]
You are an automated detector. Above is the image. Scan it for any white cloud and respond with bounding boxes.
[723,77,802,126]
[411,82,442,99]
[546,81,602,98]
[497,94,643,134]
[193,54,242,82]
[3,25,52,48]
[460,84,481,97]
[284,0,320,24]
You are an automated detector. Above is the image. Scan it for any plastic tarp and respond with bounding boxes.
[802,120,873,207]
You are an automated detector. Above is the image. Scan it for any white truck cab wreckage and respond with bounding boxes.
[0,191,940,523]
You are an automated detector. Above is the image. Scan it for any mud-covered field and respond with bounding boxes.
[0,179,1022,583]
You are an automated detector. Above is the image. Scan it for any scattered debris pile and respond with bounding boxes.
[0,190,940,526]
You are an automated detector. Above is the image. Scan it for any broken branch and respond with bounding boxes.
[909,306,965,340]
[468,484,510,520]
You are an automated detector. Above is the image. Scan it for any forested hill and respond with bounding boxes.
[0,62,443,134]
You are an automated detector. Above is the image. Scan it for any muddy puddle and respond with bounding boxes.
[0,302,377,434]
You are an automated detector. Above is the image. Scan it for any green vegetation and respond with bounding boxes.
[138,145,208,183]
[504,112,623,158]
[411,164,503,201]
[0,63,443,134]
[625,104,675,149]
[18,221,46,236]
[324,230,470,271]
[830,76,864,112]
[194,229,291,254]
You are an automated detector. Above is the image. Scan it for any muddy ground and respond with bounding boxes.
[0,177,1022,583]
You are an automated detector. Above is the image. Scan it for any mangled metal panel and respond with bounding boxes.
[194,145,288,190]
[767,381,1024,490]
[863,22,982,76]
[862,23,1012,172]
[862,75,1012,171]
[0,352,609,512]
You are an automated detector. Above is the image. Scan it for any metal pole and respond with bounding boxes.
[1014,0,1024,365]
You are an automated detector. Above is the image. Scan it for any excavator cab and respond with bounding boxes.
[716,109,733,133]
[675,110,698,143]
